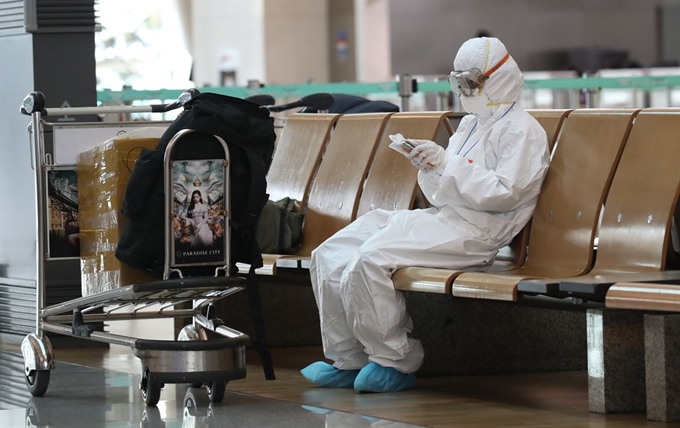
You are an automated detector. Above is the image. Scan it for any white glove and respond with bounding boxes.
[410,141,446,169]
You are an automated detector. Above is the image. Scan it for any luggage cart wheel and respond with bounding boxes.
[206,380,226,403]
[21,333,54,397]
[25,369,50,397]
[140,368,162,406]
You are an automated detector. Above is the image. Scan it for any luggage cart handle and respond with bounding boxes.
[19,88,200,117]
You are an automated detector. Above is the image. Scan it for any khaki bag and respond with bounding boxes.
[256,197,304,254]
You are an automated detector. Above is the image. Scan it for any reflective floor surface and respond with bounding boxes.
[0,351,424,428]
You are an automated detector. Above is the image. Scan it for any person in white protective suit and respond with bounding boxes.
[301,37,550,393]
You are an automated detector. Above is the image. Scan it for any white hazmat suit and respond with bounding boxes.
[304,37,550,392]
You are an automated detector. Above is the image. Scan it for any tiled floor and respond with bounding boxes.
[0,351,423,428]
[3,313,678,427]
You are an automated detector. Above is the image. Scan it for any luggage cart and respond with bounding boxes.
[18,90,248,406]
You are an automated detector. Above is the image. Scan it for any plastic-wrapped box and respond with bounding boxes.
[77,135,159,296]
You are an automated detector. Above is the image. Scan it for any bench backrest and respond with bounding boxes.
[517,109,639,277]
[592,109,680,274]
[493,109,572,271]
[355,112,456,217]
[265,113,340,206]
[527,109,572,153]
[297,113,393,255]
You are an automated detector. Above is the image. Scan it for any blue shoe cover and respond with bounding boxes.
[353,362,416,392]
[300,361,359,388]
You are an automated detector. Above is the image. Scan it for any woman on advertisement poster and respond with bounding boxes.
[181,190,214,248]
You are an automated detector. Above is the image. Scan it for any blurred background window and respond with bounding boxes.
[95,0,193,92]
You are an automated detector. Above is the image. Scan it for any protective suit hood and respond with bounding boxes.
[454,37,523,118]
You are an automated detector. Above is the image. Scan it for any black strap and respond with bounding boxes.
[233,150,267,268]
[277,204,288,254]
[246,262,276,380]
[241,151,267,232]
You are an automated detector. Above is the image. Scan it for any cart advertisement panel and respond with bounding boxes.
[46,166,80,259]
[171,159,227,266]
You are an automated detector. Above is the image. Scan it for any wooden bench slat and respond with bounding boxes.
[592,109,680,272]
[606,282,680,311]
[266,114,339,205]
[392,267,462,294]
[451,273,539,301]
[560,109,680,300]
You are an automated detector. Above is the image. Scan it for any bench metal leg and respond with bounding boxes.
[644,314,680,422]
[587,309,645,413]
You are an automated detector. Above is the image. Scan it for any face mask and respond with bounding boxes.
[460,93,493,120]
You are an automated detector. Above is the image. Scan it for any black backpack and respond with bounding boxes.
[115,93,276,277]
[300,93,399,114]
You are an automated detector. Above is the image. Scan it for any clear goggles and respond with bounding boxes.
[447,52,511,97]
[447,68,487,97]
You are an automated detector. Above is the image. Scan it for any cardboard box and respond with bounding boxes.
[77,136,159,296]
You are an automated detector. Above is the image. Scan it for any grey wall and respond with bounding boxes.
[264,0,330,84]
[389,0,661,75]
[0,34,36,280]
[662,0,680,64]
